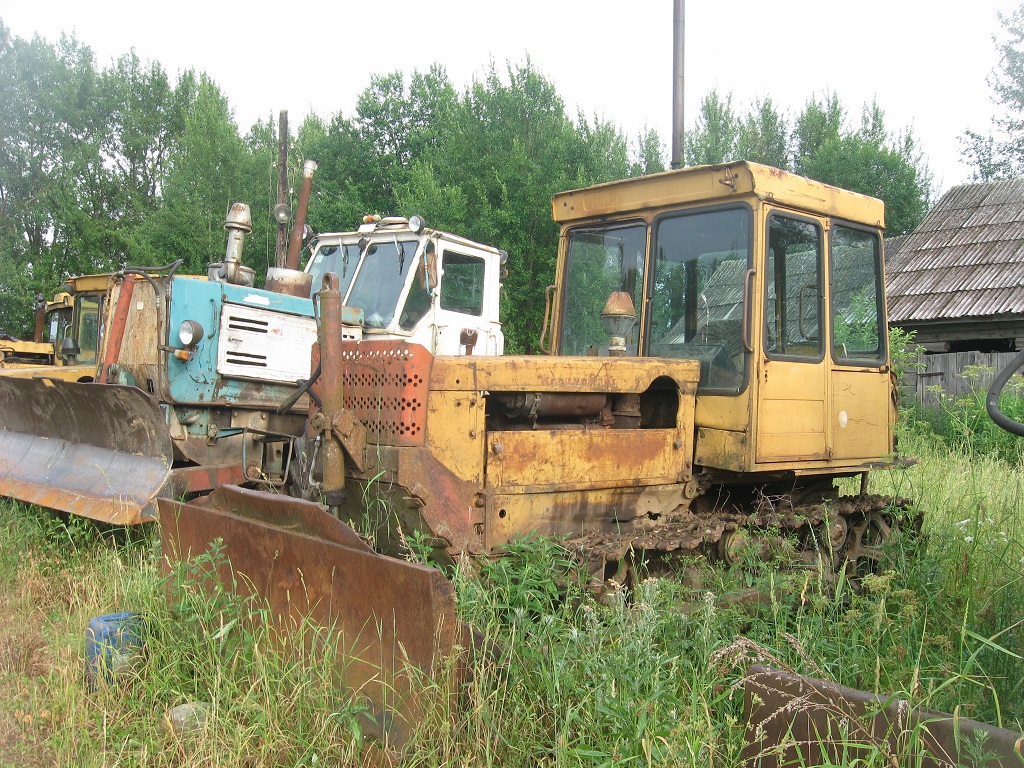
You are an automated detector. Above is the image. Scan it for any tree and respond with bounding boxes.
[0,32,108,333]
[963,3,1024,179]
[132,73,258,276]
[736,97,789,168]
[684,90,739,165]
[796,98,932,235]
[791,92,844,173]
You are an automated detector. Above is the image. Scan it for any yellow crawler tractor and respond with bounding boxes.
[266,161,907,580]
[0,273,112,380]
[160,162,911,744]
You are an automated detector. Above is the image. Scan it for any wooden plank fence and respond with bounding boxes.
[903,351,1022,407]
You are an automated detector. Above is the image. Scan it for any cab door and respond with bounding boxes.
[756,210,829,462]
[827,223,892,460]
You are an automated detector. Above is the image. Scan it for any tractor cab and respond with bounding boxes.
[550,162,893,477]
[305,216,506,356]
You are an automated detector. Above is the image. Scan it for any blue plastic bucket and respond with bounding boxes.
[85,612,144,688]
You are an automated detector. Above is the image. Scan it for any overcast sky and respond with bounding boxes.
[0,0,1019,197]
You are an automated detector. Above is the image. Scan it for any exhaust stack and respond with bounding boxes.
[208,203,256,287]
[266,159,317,297]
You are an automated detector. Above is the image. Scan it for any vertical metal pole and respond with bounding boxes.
[671,0,685,169]
[275,110,289,268]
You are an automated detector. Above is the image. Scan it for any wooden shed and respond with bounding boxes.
[886,178,1024,353]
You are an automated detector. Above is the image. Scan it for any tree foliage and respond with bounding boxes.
[0,32,279,332]
[0,24,934,346]
[685,89,932,236]
[964,3,1024,179]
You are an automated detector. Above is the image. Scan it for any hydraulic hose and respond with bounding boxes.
[985,348,1024,436]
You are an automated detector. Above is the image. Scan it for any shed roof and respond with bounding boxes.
[886,178,1024,323]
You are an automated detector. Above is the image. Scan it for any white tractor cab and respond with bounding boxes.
[304,215,506,356]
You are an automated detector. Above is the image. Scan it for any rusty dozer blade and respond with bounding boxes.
[0,377,172,524]
[159,485,467,748]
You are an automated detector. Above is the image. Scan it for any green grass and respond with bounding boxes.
[1,403,1023,766]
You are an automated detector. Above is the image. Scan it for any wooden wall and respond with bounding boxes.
[903,351,1023,406]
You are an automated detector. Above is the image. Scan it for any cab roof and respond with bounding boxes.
[551,162,885,229]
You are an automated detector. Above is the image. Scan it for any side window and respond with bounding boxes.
[764,215,823,360]
[439,251,485,316]
[47,307,72,347]
[830,225,886,364]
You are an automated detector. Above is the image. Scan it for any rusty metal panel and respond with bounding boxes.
[0,377,172,524]
[425,390,485,484]
[392,447,482,555]
[486,428,690,490]
[431,355,700,395]
[169,463,245,495]
[338,340,431,447]
[743,666,1024,768]
[159,486,465,748]
[694,427,750,473]
[484,483,692,549]
[110,276,162,394]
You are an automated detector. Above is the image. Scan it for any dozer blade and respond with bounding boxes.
[159,485,467,748]
[0,377,172,524]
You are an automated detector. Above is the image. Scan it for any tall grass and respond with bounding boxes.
[1,387,1023,765]
[0,506,365,766]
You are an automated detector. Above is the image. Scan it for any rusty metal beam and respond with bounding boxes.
[169,463,246,496]
[743,666,1024,768]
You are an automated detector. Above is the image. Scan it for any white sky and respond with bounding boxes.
[0,0,1019,197]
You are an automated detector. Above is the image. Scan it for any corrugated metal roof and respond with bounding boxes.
[885,178,1024,323]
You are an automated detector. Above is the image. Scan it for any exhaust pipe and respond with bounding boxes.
[266,159,317,297]
[286,160,317,271]
[208,203,256,287]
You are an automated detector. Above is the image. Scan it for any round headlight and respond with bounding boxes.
[178,319,204,347]
[408,214,426,234]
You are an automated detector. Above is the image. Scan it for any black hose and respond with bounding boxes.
[276,360,322,414]
[986,348,1024,436]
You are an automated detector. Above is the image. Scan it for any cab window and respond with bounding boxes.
[559,223,646,356]
[72,293,104,365]
[439,251,485,316]
[830,224,886,364]
[764,214,823,360]
[649,206,752,393]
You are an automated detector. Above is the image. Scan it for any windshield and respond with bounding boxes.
[344,238,419,329]
[305,242,360,299]
[651,206,752,393]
